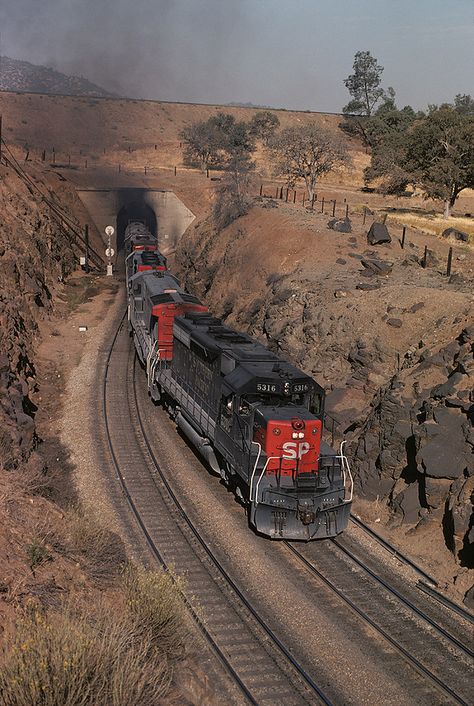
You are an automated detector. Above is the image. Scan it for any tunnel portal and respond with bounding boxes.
[116,200,157,251]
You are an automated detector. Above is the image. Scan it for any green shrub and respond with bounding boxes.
[25,539,51,571]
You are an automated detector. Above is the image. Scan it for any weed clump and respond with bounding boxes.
[0,566,188,706]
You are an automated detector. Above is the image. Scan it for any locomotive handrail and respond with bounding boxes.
[339,441,353,502]
[249,441,262,502]
[254,455,281,504]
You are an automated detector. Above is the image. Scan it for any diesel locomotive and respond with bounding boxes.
[126,226,353,540]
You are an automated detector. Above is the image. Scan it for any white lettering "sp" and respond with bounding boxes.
[282,442,310,460]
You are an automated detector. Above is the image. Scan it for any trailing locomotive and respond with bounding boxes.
[125,249,167,284]
[127,258,353,540]
[124,221,158,256]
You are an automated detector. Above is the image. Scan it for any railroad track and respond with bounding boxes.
[102,315,332,706]
[350,514,474,624]
[284,539,473,706]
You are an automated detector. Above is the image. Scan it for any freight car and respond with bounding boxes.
[128,271,353,540]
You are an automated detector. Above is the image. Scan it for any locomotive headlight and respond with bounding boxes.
[298,432,305,439]
[292,432,298,439]
[273,427,281,435]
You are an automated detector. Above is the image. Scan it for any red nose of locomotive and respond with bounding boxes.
[254,417,322,476]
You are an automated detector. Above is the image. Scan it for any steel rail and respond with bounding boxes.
[102,314,259,706]
[416,581,474,626]
[284,541,470,706]
[350,514,438,585]
[131,355,333,706]
[333,537,474,659]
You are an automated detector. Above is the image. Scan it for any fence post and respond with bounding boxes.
[280,186,283,200]
[285,188,289,202]
[422,245,428,268]
[174,166,177,176]
[321,197,325,213]
[85,159,88,169]
[345,203,349,218]
[293,190,296,204]
[118,164,121,173]
[363,207,367,225]
[275,187,279,199]
[401,226,406,249]
[446,247,453,277]
[259,184,263,196]
[332,199,336,217]
[144,165,147,174]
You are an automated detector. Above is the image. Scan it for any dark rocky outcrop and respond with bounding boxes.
[354,327,473,562]
[367,222,391,245]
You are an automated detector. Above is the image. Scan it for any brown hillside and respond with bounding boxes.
[0,90,366,182]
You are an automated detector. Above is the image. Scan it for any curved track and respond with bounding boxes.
[102,315,332,706]
[284,539,473,706]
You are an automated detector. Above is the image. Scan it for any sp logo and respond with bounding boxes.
[282,442,311,460]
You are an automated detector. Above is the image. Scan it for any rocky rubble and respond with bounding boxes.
[0,167,77,472]
[354,326,473,566]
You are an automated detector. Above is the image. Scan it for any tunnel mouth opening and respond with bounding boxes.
[116,198,157,251]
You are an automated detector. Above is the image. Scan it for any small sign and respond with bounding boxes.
[105,247,115,258]
[105,225,115,236]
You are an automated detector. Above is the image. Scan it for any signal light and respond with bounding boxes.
[291,418,305,430]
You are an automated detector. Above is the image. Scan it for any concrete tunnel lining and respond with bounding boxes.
[76,188,195,258]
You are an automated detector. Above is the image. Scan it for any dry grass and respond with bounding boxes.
[384,212,474,242]
[0,565,189,706]
[61,505,127,584]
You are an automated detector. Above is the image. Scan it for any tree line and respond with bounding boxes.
[180,51,474,222]
[343,51,474,217]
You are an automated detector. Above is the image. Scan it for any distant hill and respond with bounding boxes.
[0,56,118,98]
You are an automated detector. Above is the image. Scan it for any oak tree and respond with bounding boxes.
[268,125,351,200]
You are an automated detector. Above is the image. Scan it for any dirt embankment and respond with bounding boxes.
[175,199,474,602]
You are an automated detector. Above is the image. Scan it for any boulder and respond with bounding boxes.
[361,259,393,275]
[367,222,391,245]
[356,282,380,291]
[387,318,403,328]
[392,482,421,523]
[442,227,469,242]
[464,585,474,610]
[328,217,352,233]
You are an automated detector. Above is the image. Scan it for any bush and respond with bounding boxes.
[0,566,188,706]
[25,539,51,571]
[63,505,127,584]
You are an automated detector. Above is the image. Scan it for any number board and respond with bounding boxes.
[256,381,280,394]
[291,382,311,394]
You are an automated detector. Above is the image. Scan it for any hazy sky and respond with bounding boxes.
[1,0,473,111]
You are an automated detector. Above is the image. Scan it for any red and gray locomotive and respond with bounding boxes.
[127,225,353,540]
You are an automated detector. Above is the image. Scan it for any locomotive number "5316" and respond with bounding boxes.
[256,382,277,393]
